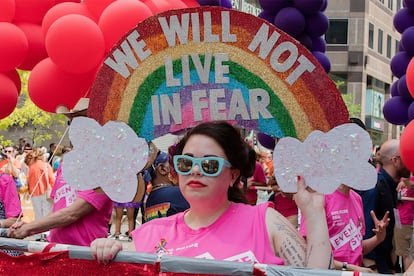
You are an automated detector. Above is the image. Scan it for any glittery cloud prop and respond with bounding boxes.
[62,117,148,203]
[273,123,377,194]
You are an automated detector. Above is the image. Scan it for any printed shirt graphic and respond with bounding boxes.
[300,189,365,266]
[47,166,113,246]
[144,185,189,222]
[132,202,284,265]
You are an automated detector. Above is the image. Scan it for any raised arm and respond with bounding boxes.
[268,176,333,269]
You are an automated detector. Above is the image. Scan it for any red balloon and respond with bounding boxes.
[4,70,22,95]
[406,57,414,99]
[55,0,81,3]
[42,2,95,37]
[98,0,153,51]
[28,58,97,113]
[15,23,48,71]
[46,14,105,74]
[0,73,19,120]
[84,0,116,21]
[0,0,15,22]
[179,0,200,7]
[143,0,187,14]
[13,0,55,24]
[0,22,28,72]
[400,120,414,172]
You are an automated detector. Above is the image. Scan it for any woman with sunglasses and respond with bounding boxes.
[91,121,333,269]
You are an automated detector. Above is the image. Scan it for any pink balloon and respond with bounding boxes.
[0,0,16,22]
[42,2,95,37]
[46,14,105,74]
[0,22,28,72]
[84,0,116,20]
[28,58,97,113]
[4,70,22,95]
[0,73,19,119]
[13,0,55,24]
[15,23,48,71]
[98,0,153,51]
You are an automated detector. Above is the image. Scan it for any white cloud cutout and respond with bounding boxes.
[273,123,377,194]
[62,117,148,203]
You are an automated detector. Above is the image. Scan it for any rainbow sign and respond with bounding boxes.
[88,6,349,141]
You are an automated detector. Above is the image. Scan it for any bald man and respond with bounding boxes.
[357,139,410,273]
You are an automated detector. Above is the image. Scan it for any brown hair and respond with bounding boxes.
[24,148,45,165]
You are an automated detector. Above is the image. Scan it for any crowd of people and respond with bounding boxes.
[1,120,414,275]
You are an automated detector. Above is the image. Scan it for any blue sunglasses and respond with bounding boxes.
[173,155,232,177]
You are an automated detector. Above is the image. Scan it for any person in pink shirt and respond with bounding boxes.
[9,161,113,246]
[300,184,389,272]
[92,121,333,269]
[394,175,414,271]
[0,173,22,230]
[245,160,267,205]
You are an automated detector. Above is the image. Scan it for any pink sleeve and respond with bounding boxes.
[0,174,22,218]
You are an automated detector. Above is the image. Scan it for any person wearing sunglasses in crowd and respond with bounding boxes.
[91,121,333,269]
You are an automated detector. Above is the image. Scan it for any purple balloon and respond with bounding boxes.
[305,12,329,38]
[259,0,292,14]
[383,96,410,125]
[398,75,414,102]
[220,0,232,8]
[258,10,276,23]
[399,40,405,52]
[401,26,414,55]
[320,0,328,11]
[312,51,331,73]
[390,51,411,78]
[393,8,414,33]
[391,80,400,97]
[257,132,276,150]
[274,7,306,38]
[405,0,414,11]
[298,33,312,50]
[293,0,324,15]
[409,101,414,121]
[311,36,326,52]
[197,0,220,6]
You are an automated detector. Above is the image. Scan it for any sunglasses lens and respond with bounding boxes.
[176,157,193,173]
[201,159,220,175]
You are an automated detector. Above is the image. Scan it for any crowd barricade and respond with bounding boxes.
[0,237,383,276]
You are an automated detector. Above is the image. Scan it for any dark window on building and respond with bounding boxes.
[395,39,400,54]
[387,35,392,58]
[325,19,348,44]
[368,23,374,49]
[378,29,383,54]
[378,0,384,4]
[388,0,393,10]
[329,73,348,94]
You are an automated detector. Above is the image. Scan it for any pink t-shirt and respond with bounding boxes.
[0,174,22,218]
[300,189,365,266]
[397,176,414,225]
[246,162,267,205]
[47,166,113,246]
[132,202,284,265]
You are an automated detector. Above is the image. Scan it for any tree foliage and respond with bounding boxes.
[335,79,361,118]
[0,71,67,147]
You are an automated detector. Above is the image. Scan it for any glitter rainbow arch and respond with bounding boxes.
[88,6,349,141]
